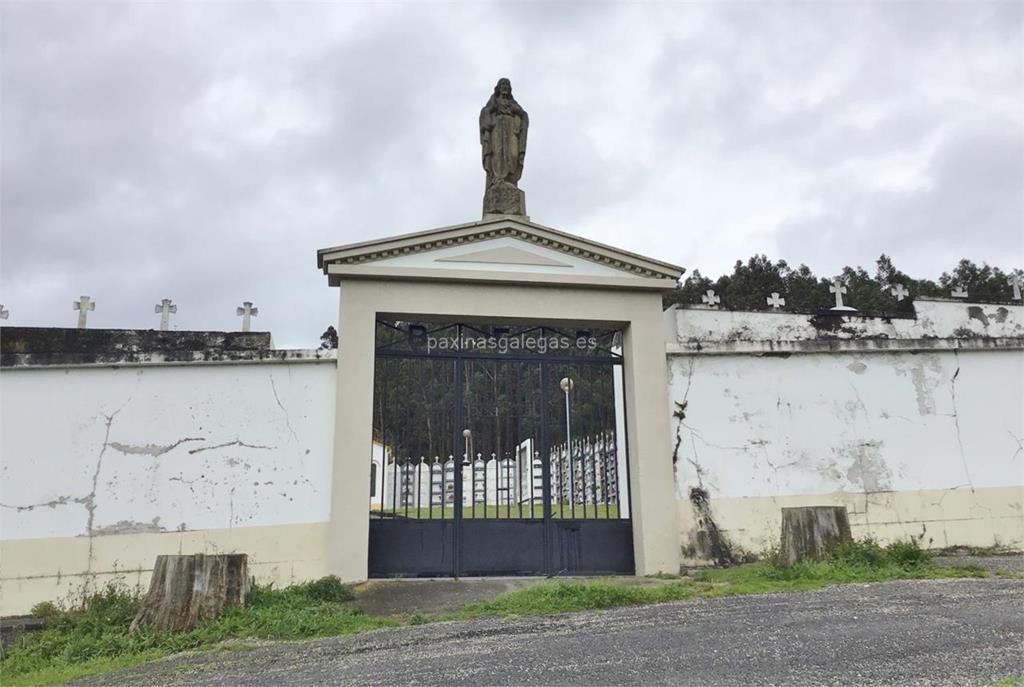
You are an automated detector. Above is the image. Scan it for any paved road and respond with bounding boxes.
[79,578,1023,687]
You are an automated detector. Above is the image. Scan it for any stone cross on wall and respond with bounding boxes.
[701,289,721,306]
[829,279,852,310]
[154,299,177,331]
[766,292,785,309]
[890,283,908,302]
[951,285,968,299]
[0,304,8,320]
[1009,274,1022,301]
[73,296,95,328]
[236,301,258,332]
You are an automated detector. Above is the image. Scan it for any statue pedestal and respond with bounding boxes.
[483,181,527,218]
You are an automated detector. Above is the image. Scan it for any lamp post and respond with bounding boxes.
[462,428,472,508]
[560,377,574,510]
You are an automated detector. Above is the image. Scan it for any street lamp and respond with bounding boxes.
[462,428,472,509]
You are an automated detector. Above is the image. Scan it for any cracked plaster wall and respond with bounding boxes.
[667,297,1024,344]
[667,302,1024,556]
[0,359,336,611]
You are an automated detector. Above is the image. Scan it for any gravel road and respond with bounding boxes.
[76,577,1023,687]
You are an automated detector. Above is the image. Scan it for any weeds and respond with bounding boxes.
[452,537,989,621]
[0,577,389,687]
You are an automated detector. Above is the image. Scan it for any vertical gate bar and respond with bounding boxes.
[569,366,575,520]
[610,361,620,520]
[425,361,431,521]
[580,364,588,520]
[453,355,464,578]
[555,369,564,521]
[508,364,512,517]
[386,366,397,518]
[518,364,526,520]
[539,361,552,575]
[411,362,419,518]
[499,355,504,517]
[403,457,409,519]
[618,361,630,521]
[529,381,536,519]
[601,382,610,521]
[590,369,600,520]
[375,359,383,518]
[540,363,544,520]
[582,365,588,519]
[481,362,489,518]
[598,380,606,522]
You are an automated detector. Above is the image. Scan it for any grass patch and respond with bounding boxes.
[0,577,393,687]
[449,538,988,620]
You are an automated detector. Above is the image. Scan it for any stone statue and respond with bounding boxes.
[480,78,528,217]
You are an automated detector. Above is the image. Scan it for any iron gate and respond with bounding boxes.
[368,321,633,577]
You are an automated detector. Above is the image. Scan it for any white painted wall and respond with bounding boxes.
[2,295,1021,612]
[668,348,1023,498]
[666,299,1024,556]
[1,360,335,542]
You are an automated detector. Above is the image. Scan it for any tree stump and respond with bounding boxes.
[130,554,250,633]
[779,506,852,566]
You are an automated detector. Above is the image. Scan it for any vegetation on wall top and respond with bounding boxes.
[665,255,1023,313]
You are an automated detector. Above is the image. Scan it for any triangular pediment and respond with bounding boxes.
[317,216,682,290]
[437,245,571,268]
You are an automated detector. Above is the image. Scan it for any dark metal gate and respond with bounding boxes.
[368,321,633,577]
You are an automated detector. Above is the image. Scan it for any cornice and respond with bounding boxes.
[319,224,677,279]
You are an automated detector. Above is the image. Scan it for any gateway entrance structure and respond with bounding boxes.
[370,320,631,576]
[318,216,683,579]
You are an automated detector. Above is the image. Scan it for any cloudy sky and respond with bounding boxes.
[2,1,1021,347]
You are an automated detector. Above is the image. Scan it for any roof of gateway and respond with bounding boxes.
[316,215,684,282]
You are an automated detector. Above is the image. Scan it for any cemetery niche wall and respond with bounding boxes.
[666,296,1024,563]
[0,329,337,616]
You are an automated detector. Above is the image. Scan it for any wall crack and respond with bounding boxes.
[189,440,276,455]
[269,375,299,443]
[108,437,204,457]
[949,349,975,493]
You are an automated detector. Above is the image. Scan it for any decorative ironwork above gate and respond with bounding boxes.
[375,320,624,361]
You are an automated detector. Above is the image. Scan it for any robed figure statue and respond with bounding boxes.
[479,78,529,216]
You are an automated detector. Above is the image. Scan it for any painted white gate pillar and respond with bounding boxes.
[327,283,377,581]
[621,301,679,574]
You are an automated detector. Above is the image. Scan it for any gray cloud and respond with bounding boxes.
[1,1,1020,346]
